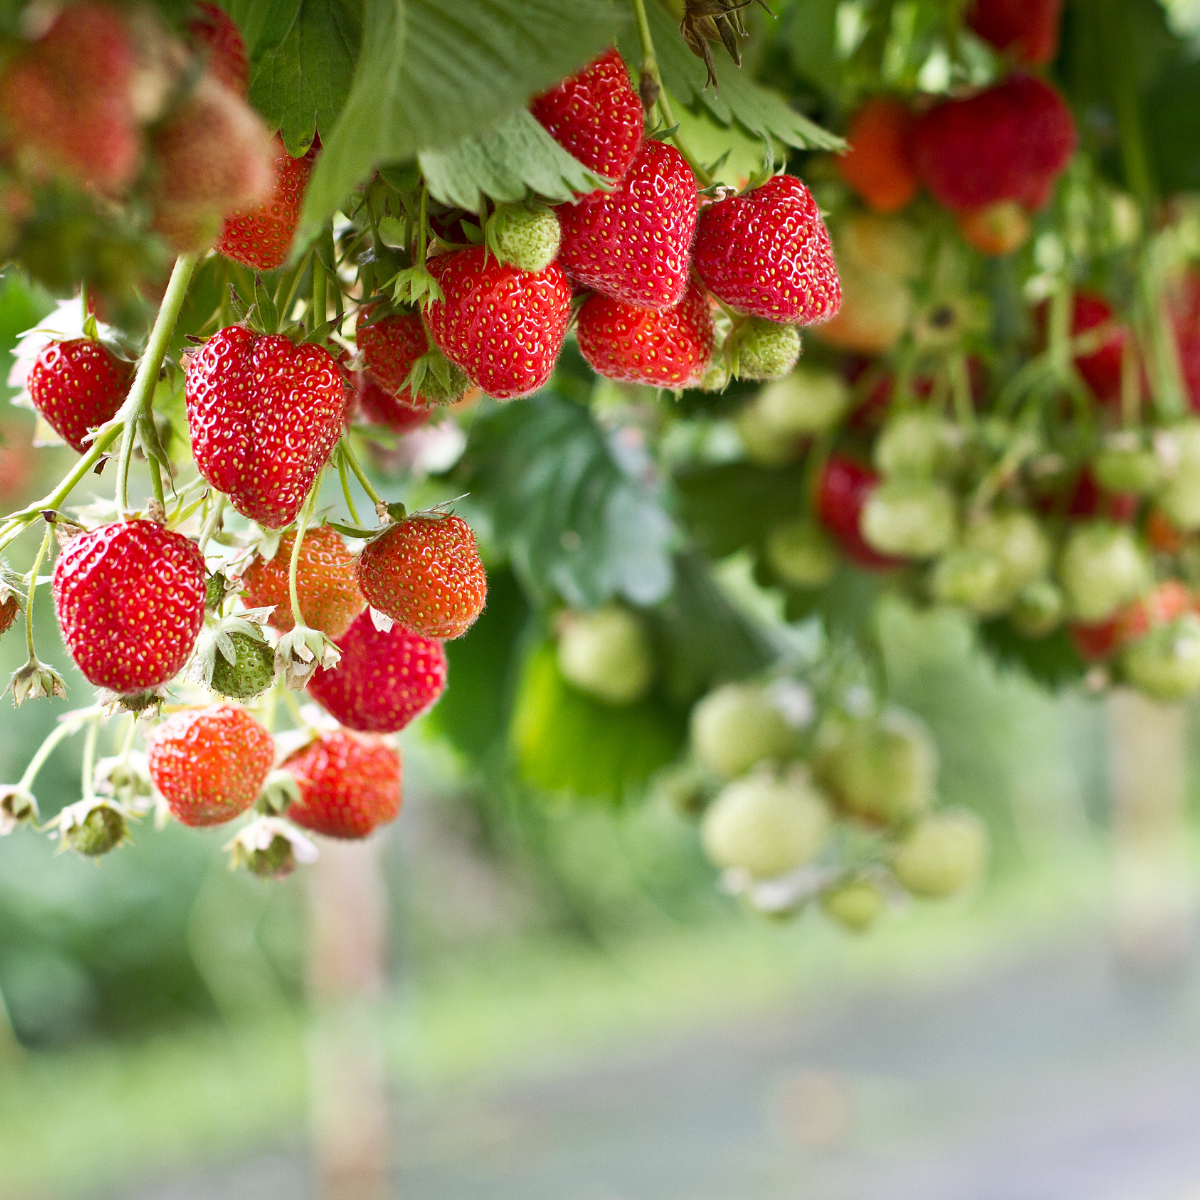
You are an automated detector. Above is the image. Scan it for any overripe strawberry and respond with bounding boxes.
[425,248,571,400]
[0,595,17,638]
[307,609,447,733]
[558,139,699,310]
[815,455,903,570]
[356,513,487,639]
[189,1,250,96]
[52,519,206,695]
[530,48,644,183]
[836,98,920,214]
[693,174,841,324]
[216,134,317,270]
[912,74,1076,215]
[576,282,714,388]
[239,524,364,637]
[146,703,273,827]
[283,730,402,839]
[26,338,132,453]
[0,2,141,191]
[183,326,346,528]
[967,0,1063,66]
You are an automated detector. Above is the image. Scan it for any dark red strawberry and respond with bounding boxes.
[216,134,317,270]
[183,325,346,528]
[425,248,571,400]
[967,0,1063,66]
[351,372,430,434]
[52,519,206,695]
[692,174,841,325]
[307,609,447,733]
[283,730,402,839]
[1069,292,1129,405]
[146,703,274,827]
[576,282,714,388]
[189,1,250,95]
[26,338,132,453]
[558,139,699,311]
[815,456,903,570]
[356,513,487,639]
[357,309,428,396]
[530,48,644,183]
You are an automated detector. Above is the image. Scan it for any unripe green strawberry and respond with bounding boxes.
[733,320,801,382]
[1122,614,1200,702]
[1094,447,1161,496]
[557,605,654,706]
[766,518,837,589]
[1010,579,1065,637]
[690,684,794,780]
[961,510,1051,596]
[1155,422,1200,531]
[701,771,832,880]
[1058,522,1149,622]
[861,478,957,559]
[756,367,850,436]
[893,810,988,899]
[814,708,936,824]
[874,411,959,478]
[821,878,886,932]
[487,204,561,273]
[209,629,276,700]
[930,547,1009,616]
[59,800,128,857]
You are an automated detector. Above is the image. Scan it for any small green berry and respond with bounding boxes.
[488,204,561,272]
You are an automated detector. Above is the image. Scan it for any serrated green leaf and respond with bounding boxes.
[418,110,612,211]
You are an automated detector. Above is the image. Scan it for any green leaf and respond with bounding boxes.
[457,394,678,609]
[674,461,808,558]
[781,0,841,98]
[301,0,622,241]
[976,618,1087,691]
[418,110,611,211]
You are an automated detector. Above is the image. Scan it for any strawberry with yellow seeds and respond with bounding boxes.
[283,730,402,840]
[26,337,133,453]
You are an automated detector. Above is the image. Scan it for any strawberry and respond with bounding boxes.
[26,338,133,453]
[893,811,988,898]
[967,0,1063,66]
[692,174,841,325]
[488,204,562,273]
[1065,292,1129,404]
[189,1,250,96]
[356,513,487,639]
[183,326,346,528]
[690,684,795,780]
[557,606,654,706]
[351,371,432,434]
[207,629,276,700]
[576,282,714,388]
[530,48,644,183]
[957,201,1031,257]
[0,596,17,638]
[0,421,34,503]
[836,98,920,214]
[815,455,903,570]
[239,525,365,638]
[216,134,317,270]
[307,609,447,733]
[425,248,571,400]
[1059,522,1150,623]
[52,519,206,696]
[146,703,274,827]
[733,320,802,382]
[355,308,467,408]
[558,139,699,310]
[0,2,141,192]
[912,74,1076,216]
[282,729,402,839]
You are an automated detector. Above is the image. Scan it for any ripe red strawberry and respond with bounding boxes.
[837,99,920,214]
[189,1,250,96]
[307,609,447,733]
[283,730,402,839]
[425,248,571,400]
[52,519,206,695]
[576,282,714,388]
[1168,273,1200,412]
[356,513,487,639]
[912,74,1076,215]
[815,455,903,570]
[358,310,428,396]
[1064,292,1129,404]
[0,2,141,192]
[967,0,1063,66]
[146,703,274,827]
[239,524,365,637]
[558,139,699,310]
[216,134,317,270]
[183,325,346,528]
[693,174,841,325]
[530,48,644,183]
[351,372,431,434]
[26,338,133,453]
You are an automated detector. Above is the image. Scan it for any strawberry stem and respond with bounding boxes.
[22,521,52,663]
[196,492,226,554]
[80,714,100,805]
[338,438,384,508]
[16,706,104,793]
[336,451,362,526]
[288,480,321,629]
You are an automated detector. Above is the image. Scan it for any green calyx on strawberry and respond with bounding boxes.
[0,784,38,836]
[1121,613,1200,703]
[728,319,802,383]
[861,477,957,559]
[486,204,561,273]
[194,608,277,701]
[892,810,988,899]
[53,798,130,858]
[225,815,318,879]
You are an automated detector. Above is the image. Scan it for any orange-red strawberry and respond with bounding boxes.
[183,326,346,528]
[693,174,841,325]
[283,730,402,839]
[967,0,1063,66]
[576,282,714,388]
[216,134,317,270]
[0,2,141,191]
[530,48,643,183]
[26,338,132,453]
[425,248,571,400]
[837,99,920,214]
[558,139,699,310]
[356,513,487,639]
[308,609,447,733]
[52,519,206,695]
[239,524,365,637]
[146,703,274,827]
[189,1,250,96]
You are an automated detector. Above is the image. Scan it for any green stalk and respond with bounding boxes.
[196,492,227,554]
[312,248,328,332]
[16,707,103,792]
[338,438,384,508]
[288,481,321,629]
[80,715,99,804]
[23,522,52,662]
[337,452,362,525]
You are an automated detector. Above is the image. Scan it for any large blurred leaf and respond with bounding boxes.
[781,0,841,98]
[674,461,808,558]
[976,618,1087,691]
